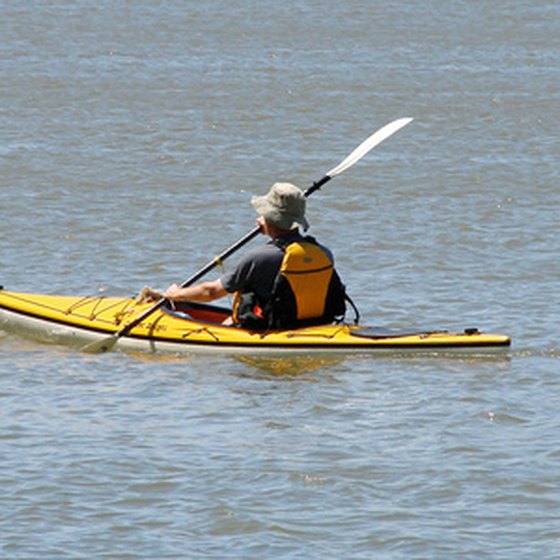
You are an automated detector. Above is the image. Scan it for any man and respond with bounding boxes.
[140,182,346,329]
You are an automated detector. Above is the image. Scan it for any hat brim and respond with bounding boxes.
[251,195,309,231]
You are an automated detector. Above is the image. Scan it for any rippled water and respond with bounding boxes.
[2,1,559,558]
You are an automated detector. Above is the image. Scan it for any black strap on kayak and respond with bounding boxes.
[344,293,360,325]
[351,327,442,339]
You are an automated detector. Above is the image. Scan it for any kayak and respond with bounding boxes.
[0,289,510,355]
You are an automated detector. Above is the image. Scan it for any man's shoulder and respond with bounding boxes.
[246,240,285,259]
[230,241,284,271]
[220,240,284,293]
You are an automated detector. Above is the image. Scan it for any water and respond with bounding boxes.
[1,1,559,558]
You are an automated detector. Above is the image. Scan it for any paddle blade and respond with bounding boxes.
[327,117,413,178]
[80,334,118,354]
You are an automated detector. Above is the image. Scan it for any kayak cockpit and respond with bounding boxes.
[162,301,232,325]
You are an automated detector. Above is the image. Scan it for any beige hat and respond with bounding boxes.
[251,182,309,231]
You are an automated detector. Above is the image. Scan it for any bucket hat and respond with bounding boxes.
[251,182,309,231]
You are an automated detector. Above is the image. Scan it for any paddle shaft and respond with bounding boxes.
[100,117,413,344]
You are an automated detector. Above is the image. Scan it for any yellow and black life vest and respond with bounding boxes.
[233,238,348,330]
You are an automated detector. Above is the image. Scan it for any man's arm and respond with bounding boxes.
[164,279,228,303]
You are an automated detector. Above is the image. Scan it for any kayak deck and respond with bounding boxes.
[0,290,511,355]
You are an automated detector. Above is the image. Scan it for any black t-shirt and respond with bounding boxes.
[220,231,333,306]
[220,232,304,304]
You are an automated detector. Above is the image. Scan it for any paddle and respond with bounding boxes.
[82,117,413,353]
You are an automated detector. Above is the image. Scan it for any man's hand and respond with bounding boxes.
[164,283,183,301]
[136,286,164,304]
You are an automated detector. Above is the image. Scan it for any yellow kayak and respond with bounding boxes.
[0,289,511,355]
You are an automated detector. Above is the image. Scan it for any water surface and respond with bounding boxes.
[1,1,559,558]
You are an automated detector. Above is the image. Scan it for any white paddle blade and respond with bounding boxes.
[327,117,413,178]
[81,334,118,353]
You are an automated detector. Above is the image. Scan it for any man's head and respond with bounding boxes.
[251,182,309,232]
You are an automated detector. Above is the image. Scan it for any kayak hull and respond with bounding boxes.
[0,290,511,356]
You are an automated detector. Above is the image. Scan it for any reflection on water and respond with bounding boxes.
[235,354,345,376]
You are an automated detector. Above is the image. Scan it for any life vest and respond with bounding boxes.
[233,237,348,330]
